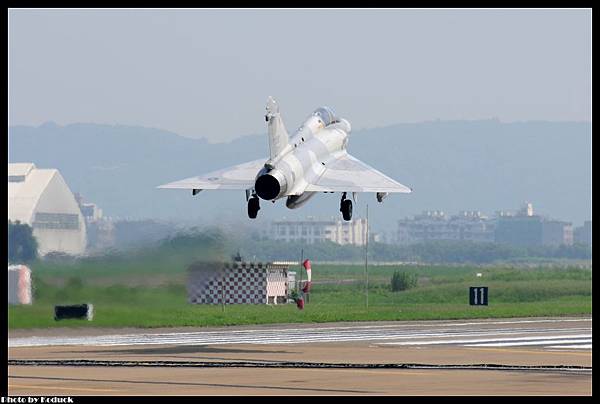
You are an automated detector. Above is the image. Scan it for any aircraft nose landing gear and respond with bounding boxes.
[248,195,260,219]
[340,192,353,221]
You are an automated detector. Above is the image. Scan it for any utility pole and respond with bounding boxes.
[221,268,225,312]
[299,248,304,293]
[365,204,369,310]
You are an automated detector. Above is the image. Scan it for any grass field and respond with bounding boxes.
[8,260,592,329]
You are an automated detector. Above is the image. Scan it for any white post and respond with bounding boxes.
[365,204,369,310]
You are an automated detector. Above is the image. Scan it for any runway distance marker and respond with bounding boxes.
[470,287,488,306]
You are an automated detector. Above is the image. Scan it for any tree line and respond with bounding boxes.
[8,222,591,265]
[235,237,591,264]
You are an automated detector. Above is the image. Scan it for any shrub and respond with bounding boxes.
[391,271,418,292]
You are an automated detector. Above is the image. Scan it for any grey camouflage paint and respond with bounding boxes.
[158,97,412,208]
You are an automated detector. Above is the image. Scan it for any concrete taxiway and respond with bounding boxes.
[8,317,592,395]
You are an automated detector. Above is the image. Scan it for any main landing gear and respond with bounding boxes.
[248,194,260,219]
[340,192,353,221]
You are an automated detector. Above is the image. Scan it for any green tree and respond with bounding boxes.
[8,220,38,263]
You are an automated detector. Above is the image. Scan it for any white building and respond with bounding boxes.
[397,210,494,245]
[8,163,87,256]
[75,193,103,222]
[266,217,369,246]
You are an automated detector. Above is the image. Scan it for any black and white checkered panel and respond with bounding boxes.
[189,262,289,305]
[186,263,220,304]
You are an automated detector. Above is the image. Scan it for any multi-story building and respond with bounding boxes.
[542,220,573,246]
[494,215,544,246]
[574,221,592,245]
[75,194,103,222]
[397,210,448,244]
[397,210,494,245]
[494,216,573,247]
[396,203,573,247]
[74,193,115,252]
[452,211,496,243]
[266,217,369,246]
[494,203,573,247]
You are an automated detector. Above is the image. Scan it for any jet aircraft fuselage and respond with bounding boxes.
[159,97,411,221]
[255,106,350,209]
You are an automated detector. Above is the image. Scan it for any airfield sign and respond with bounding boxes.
[470,287,488,306]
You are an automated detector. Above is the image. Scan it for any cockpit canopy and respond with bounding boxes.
[312,107,339,126]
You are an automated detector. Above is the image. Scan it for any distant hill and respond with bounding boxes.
[8,120,591,235]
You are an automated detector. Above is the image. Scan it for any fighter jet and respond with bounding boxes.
[158,97,412,221]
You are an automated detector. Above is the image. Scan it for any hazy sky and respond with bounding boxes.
[9,9,591,142]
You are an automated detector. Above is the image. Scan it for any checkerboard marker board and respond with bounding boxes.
[187,261,289,305]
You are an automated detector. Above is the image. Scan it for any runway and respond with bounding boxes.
[8,317,592,395]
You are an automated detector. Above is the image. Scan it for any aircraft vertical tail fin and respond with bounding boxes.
[265,96,289,161]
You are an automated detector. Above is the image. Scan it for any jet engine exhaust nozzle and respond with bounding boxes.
[255,170,287,200]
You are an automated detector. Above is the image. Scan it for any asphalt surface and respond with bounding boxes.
[8,317,592,395]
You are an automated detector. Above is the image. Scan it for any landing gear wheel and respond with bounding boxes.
[248,196,260,219]
[341,199,353,221]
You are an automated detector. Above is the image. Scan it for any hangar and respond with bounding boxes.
[8,163,87,256]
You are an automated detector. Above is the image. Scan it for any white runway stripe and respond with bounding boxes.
[380,334,590,346]
[464,338,592,347]
[9,328,590,348]
[9,318,591,350]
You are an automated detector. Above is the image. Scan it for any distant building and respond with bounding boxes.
[519,202,534,217]
[397,210,448,244]
[8,163,87,256]
[574,221,592,245]
[495,215,543,246]
[265,217,369,246]
[494,203,573,247]
[85,218,116,252]
[397,210,494,245]
[452,211,496,243]
[73,193,114,252]
[397,203,573,247]
[75,193,103,222]
[542,220,573,246]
